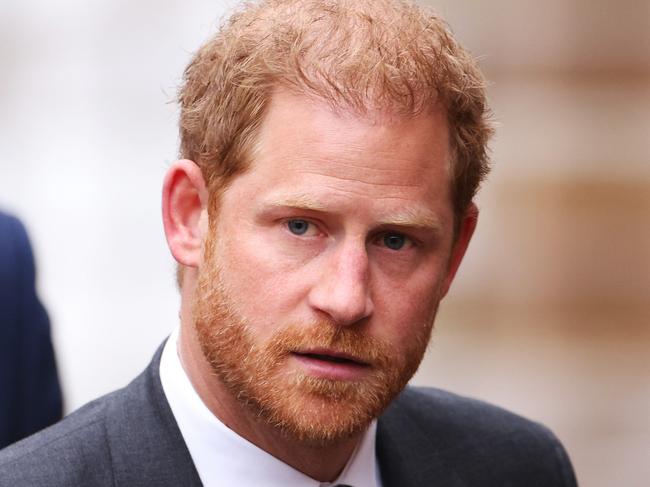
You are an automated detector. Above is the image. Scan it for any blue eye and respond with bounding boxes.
[287,219,310,235]
[383,233,406,250]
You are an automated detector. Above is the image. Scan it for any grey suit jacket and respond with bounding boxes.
[0,344,577,486]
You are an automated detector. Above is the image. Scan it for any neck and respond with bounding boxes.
[176,299,361,481]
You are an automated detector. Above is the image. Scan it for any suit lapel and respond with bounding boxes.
[377,391,467,487]
[104,343,203,486]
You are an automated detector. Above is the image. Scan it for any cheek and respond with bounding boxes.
[371,264,445,341]
[216,232,314,324]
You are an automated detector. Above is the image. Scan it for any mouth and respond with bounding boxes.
[289,349,370,379]
[291,349,369,366]
[300,353,360,364]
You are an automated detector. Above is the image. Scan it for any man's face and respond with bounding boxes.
[193,90,461,445]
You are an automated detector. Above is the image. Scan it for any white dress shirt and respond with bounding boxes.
[159,327,382,487]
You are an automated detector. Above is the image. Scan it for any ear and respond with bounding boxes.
[162,159,208,268]
[439,202,478,298]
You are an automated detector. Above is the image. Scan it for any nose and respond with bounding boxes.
[307,241,374,326]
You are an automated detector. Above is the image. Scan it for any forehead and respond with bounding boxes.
[225,89,453,226]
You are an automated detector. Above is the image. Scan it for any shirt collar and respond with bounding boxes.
[159,326,380,487]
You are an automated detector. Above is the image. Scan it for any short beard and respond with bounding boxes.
[192,242,433,446]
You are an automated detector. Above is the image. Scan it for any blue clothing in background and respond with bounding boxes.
[0,212,63,449]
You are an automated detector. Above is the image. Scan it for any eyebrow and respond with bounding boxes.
[262,193,443,233]
[376,209,442,232]
[265,194,329,212]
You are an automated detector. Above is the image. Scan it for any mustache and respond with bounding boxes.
[261,318,393,369]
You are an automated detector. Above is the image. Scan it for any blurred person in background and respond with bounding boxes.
[0,1,577,485]
[0,211,63,449]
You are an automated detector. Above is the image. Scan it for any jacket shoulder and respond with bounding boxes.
[388,386,560,439]
[0,344,200,487]
[377,387,577,487]
[0,212,30,285]
[0,392,118,486]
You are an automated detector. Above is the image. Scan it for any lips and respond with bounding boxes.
[291,349,369,367]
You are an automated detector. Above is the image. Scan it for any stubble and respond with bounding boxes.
[192,236,434,446]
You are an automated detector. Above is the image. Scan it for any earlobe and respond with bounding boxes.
[440,203,478,297]
[162,159,208,268]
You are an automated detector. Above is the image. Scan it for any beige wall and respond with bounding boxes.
[413,1,650,486]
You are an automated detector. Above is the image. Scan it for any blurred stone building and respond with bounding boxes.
[412,2,650,486]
